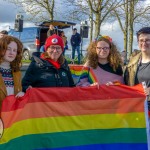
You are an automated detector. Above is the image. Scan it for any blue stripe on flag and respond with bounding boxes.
[35,143,148,150]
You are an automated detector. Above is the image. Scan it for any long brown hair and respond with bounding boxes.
[0,35,23,71]
[86,37,122,71]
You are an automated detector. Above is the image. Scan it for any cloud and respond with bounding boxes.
[0,1,17,31]
[0,1,17,22]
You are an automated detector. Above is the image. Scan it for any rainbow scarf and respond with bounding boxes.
[0,84,149,150]
[69,65,98,84]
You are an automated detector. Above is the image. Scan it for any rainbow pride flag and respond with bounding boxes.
[0,84,149,150]
[69,65,98,84]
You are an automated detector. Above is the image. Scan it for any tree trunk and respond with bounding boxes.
[128,0,135,57]
[124,31,128,55]
[89,12,93,42]
[124,0,129,60]
[94,13,101,38]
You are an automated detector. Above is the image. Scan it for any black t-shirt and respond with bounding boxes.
[98,63,123,76]
[135,62,150,87]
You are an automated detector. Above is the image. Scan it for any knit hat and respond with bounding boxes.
[45,34,64,51]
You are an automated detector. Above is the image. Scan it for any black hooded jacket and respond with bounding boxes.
[22,53,75,92]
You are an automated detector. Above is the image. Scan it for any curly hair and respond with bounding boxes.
[85,37,122,71]
[0,35,23,71]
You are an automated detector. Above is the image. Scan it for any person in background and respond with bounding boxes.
[47,24,56,37]
[77,35,124,87]
[0,36,24,111]
[60,31,68,55]
[0,30,8,38]
[22,34,75,92]
[121,50,127,65]
[124,27,150,114]
[70,28,81,64]
[39,24,57,52]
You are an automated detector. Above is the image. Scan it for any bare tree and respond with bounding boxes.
[113,0,129,54]
[128,0,150,55]
[84,0,123,37]
[112,0,150,58]
[64,0,122,39]
[89,10,94,42]
[6,0,150,55]
[128,0,136,57]
[7,0,55,22]
[62,0,94,40]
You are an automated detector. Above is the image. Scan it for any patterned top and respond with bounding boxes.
[0,67,14,87]
[0,67,14,95]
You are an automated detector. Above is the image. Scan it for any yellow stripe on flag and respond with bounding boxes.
[0,112,146,144]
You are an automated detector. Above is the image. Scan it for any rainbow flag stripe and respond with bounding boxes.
[69,65,98,84]
[0,84,148,150]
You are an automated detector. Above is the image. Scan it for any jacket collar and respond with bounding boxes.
[127,52,141,67]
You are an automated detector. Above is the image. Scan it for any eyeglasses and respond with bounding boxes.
[96,47,110,51]
[49,46,62,52]
[138,39,150,44]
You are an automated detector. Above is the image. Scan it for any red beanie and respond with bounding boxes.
[45,34,64,51]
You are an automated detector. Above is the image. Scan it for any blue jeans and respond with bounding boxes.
[72,46,80,64]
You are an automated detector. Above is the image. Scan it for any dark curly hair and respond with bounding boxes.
[0,35,23,71]
[85,37,122,71]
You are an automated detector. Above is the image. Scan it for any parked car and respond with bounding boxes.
[8,20,76,60]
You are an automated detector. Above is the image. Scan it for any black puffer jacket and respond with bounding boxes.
[22,55,75,92]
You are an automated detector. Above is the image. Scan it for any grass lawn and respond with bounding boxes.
[22,59,31,63]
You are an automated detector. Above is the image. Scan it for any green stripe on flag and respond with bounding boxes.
[0,128,147,150]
